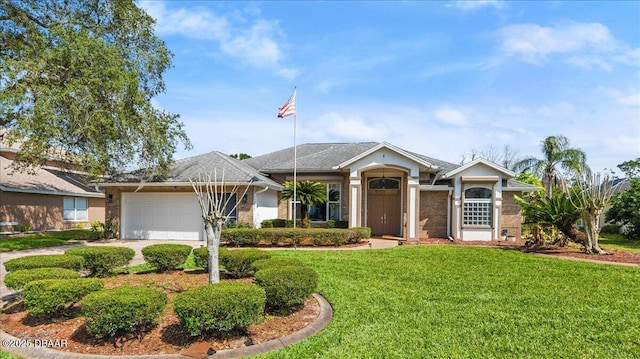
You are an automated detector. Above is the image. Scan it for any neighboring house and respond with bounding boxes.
[102,142,538,242]
[0,142,105,232]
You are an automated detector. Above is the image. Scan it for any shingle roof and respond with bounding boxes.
[244,142,460,173]
[106,151,281,189]
[0,155,103,197]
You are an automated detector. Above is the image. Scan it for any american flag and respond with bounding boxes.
[277,89,296,118]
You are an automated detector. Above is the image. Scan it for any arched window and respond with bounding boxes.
[368,178,400,190]
[463,187,493,226]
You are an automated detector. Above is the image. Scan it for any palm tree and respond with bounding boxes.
[513,135,588,197]
[280,181,328,228]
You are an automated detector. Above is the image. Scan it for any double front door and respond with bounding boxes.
[368,189,401,236]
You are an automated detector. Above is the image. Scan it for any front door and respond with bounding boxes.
[367,178,402,236]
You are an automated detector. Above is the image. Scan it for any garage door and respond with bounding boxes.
[122,192,204,240]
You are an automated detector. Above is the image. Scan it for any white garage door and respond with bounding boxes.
[122,192,204,240]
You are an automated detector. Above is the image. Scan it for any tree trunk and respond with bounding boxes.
[582,214,607,255]
[204,219,221,284]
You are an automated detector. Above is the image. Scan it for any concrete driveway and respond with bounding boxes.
[1,238,398,306]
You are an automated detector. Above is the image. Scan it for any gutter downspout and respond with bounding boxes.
[253,186,271,227]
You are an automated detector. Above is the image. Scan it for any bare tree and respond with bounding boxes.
[570,172,620,255]
[460,144,521,169]
[190,170,252,283]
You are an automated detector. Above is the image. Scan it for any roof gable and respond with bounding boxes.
[333,141,437,170]
[443,158,516,179]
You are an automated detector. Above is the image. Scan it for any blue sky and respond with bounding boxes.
[139,0,640,175]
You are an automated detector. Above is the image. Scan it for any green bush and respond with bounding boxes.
[192,246,229,270]
[222,227,370,247]
[4,254,84,272]
[4,268,80,290]
[254,266,318,310]
[259,219,302,228]
[23,278,103,316]
[219,249,272,278]
[174,282,266,336]
[65,246,135,277]
[141,244,193,272]
[223,228,261,246]
[251,257,305,272]
[81,286,167,338]
[601,224,620,235]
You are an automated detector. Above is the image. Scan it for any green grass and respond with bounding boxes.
[0,230,93,252]
[0,350,22,359]
[255,246,640,358]
[599,233,640,253]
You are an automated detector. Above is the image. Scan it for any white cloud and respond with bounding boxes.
[496,22,614,65]
[433,106,469,126]
[139,1,285,68]
[447,0,505,11]
[309,113,390,140]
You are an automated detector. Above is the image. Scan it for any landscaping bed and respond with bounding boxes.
[1,270,321,356]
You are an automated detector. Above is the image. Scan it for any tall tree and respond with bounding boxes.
[513,135,588,197]
[0,0,190,177]
[606,158,640,239]
[280,181,327,228]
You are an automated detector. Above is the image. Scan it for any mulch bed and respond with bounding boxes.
[1,271,320,357]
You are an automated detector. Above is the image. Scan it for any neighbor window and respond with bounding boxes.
[463,187,493,226]
[209,193,237,224]
[63,197,88,221]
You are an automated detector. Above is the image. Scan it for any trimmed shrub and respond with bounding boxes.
[174,282,266,336]
[65,246,135,277]
[219,249,272,278]
[255,266,318,310]
[23,278,103,316]
[192,246,229,270]
[259,219,302,228]
[601,224,620,235]
[4,268,81,290]
[81,286,167,338]
[222,227,371,247]
[141,244,193,272]
[251,257,305,272]
[4,254,84,272]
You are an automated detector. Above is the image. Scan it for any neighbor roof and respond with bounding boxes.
[245,142,460,174]
[0,156,104,198]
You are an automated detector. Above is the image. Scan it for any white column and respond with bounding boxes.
[349,178,361,227]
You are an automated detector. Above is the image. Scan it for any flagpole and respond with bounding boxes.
[293,86,297,229]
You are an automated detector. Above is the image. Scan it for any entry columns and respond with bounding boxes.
[349,177,362,227]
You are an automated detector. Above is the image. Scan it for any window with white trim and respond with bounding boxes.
[463,187,493,226]
[63,197,88,221]
[309,183,341,221]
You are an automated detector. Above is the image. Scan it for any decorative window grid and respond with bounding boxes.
[463,200,492,226]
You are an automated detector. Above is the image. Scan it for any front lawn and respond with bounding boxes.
[599,233,640,253]
[261,246,640,358]
[0,230,93,252]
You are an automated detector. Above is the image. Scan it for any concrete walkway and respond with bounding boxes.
[0,238,398,306]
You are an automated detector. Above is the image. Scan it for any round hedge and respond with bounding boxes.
[192,246,229,270]
[81,286,167,338]
[254,266,318,310]
[4,267,81,290]
[3,254,84,272]
[174,282,266,336]
[219,248,272,278]
[65,246,135,277]
[23,278,104,316]
[141,244,193,272]
[251,257,305,272]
